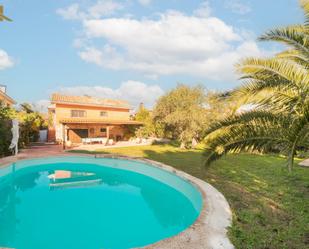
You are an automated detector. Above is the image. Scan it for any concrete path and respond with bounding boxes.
[0,143,66,167]
[73,141,152,151]
[299,158,309,167]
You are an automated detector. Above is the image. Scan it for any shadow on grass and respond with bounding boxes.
[142,149,206,178]
[67,149,110,155]
[68,146,206,178]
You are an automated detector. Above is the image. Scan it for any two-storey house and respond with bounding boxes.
[48,93,142,144]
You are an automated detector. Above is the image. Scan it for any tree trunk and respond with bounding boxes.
[287,141,297,173]
[180,141,186,149]
[191,137,198,148]
[287,154,294,173]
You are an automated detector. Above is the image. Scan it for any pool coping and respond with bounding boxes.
[0,152,234,249]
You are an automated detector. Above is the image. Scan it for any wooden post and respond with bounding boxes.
[62,124,66,150]
[106,126,110,145]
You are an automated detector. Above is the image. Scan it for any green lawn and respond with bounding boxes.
[71,145,309,249]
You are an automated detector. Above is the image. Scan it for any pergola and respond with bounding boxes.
[60,119,143,149]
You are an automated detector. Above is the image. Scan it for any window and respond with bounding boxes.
[100,128,107,133]
[100,111,108,117]
[71,110,86,117]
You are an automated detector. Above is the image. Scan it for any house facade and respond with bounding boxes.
[48,94,142,144]
[0,85,16,107]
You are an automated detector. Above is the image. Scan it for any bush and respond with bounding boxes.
[0,105,14,157]
[0,116,12,157]
[0,103,47,157]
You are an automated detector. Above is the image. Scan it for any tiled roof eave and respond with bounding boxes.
[59,119,143,125]
[0,91,16,104]
[52,100,130,109]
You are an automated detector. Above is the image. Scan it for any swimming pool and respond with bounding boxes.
[0,156,202,249]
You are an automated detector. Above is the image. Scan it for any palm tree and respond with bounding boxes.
[204,0,309,172]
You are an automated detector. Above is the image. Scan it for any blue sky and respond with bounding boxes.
[0,0,304,110]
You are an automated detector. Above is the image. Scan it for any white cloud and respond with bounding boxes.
[194,1,212,17]
[138,0,152,6]
[78,11,269,81]
[88,0,124,18]
[79,47,105,66]
[32,99,51,113]
[56,3,84,20]
[58,1,271,82]
[57,0,123,21]
[56,81,164,108]
[0,49,14,70]
[224,0,251,15]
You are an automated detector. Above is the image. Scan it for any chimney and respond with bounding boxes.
[139,102,145,110]
[0,85,6,93]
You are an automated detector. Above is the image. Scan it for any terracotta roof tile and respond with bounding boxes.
[51,93,130,109]
[0,90,16,105]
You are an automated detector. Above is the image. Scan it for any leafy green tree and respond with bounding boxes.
[134,104,164,138]
[204,0,309,172]
[18,103,47,146]
[0,103,16,157]
[203,91,238,125]
[135,104,154,137]
[153,84,208,148]
[20,103,34,114]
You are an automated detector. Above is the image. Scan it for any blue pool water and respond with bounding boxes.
[0,157,202,249]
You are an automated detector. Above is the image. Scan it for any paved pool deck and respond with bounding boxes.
[0,144,234,249]
[0,144,67,166]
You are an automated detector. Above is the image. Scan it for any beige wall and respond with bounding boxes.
[54,104,130,124]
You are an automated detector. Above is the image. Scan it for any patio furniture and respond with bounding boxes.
[82,137,107,144]
[107,139,114,145]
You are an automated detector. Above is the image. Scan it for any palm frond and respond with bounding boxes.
[301,0,309,27]
[204,107,309,169]
[259,26,309,58]
[204,120,285,166]
[237,57,309,87]
[204,120,287,166]
[276,49,309,66]
[205,110,281,135]
[231,78,297,106]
